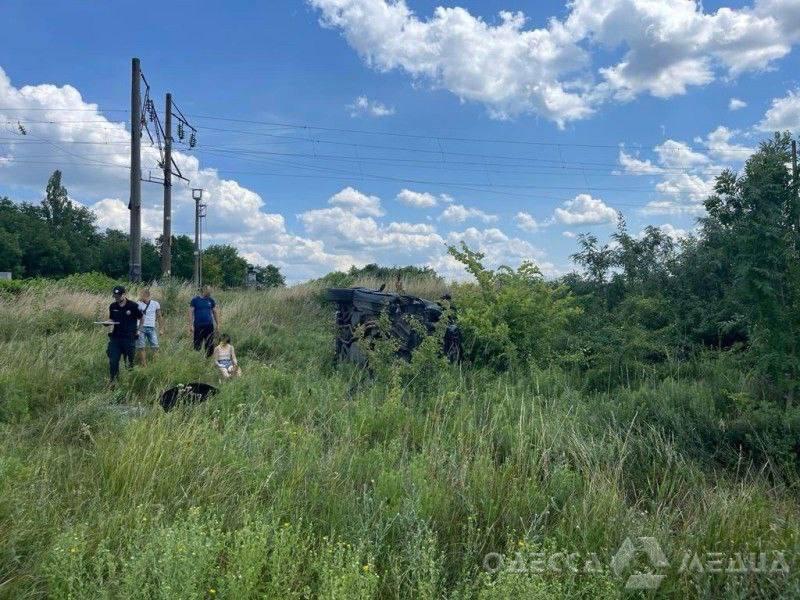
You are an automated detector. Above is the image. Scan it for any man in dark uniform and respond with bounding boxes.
[189,285,220,357]
[107,285,143,381]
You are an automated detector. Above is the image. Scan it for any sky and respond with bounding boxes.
[1,0,799,282]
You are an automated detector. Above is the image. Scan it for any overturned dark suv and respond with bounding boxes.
[326,287,461,365]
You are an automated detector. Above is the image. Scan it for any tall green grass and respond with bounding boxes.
[0,282,798,598]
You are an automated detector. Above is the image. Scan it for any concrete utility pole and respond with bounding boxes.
[129,57,142,282]
[192,188,205,290]
[161,92,173,276]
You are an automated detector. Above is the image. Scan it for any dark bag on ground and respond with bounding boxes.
[159,383,218,412]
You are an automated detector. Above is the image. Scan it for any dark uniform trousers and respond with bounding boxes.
[193,324,215,357]
[108,336,136,380]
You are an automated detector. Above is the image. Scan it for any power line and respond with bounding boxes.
[0,153,660,208]
[0,115,723,212]
[0,131,682,200]
[0,107,129,112]
[191,146,632,179]
[186,113,644,150]
[0,127,710,188]
[3,108,707,156]
[186,143,696,175]
[0,137,131,145]
[187,125,699,169]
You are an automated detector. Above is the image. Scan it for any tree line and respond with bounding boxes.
[447,133,799,410]
[0,171,285,288]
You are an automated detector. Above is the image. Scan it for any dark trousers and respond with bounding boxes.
[193,323,215,357]
[108,337,135,380]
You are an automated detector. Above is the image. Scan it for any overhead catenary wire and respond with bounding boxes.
[0,110,722,216]
[1,150,709,220]
[0,124,702,174]
[0,134,710,212]
[2,107,705,155]
[2,124,692,192]
[184,143,696,175]
[0,153,663,209]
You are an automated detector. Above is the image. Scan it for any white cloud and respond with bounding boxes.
[729,98,747,111]
[346,95,395,117]
[431,226,557,280]
[562,231,577,238]
[632,132,751,215]
[90,198,158,238]
[310,0,594,126]
[702,126,754,162]
[656,223,689,241]
[439,203,498,224]
[568,0,800,96]
[637,223,690,241]
[328,186,384,216]
[654,139,710,169]
[514,211,548,232]
[618,150,664,175]
[396,188,439,208]
[655,172,715,202]
[758,89,800,132]
[640,199,708,216]
[309,0,800,125]
[299,187,443,263]
[554,194,617,225]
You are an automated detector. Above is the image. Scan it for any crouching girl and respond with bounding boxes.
[213,333,241,379]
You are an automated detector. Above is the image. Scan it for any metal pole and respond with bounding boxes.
[129,57,142,282]
[792,139,799,411]
[193,196,200,290]
[199,205,204,289]
[792,139,798,207]
[161,92,173,277]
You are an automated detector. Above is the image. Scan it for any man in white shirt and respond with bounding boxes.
[136,288,164,366]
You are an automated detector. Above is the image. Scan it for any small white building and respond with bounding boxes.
[0,272,11,281]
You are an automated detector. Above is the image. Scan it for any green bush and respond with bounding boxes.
[57,272,121,294]
[0,278,27,297]
[448,243,581,369]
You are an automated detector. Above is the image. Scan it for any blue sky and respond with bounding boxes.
[1,0,799,281]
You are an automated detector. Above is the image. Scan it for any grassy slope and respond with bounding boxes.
[0,281,798,599]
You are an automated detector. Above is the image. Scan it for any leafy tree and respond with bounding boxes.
[611,221,675,294]
[41,170,70,229]
[203,244,248,288]
[201,253,224,287]
[141,241,161,282]
[96,229,130,279]
[701,132,800,393]
[0,229,22,274]
[155,234,196,281]
[253,264,285,288]
[40,171,99,273]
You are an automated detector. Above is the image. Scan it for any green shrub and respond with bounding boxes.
[0,278,27,298]
[448,243,581,369]
[57,272,120,294]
